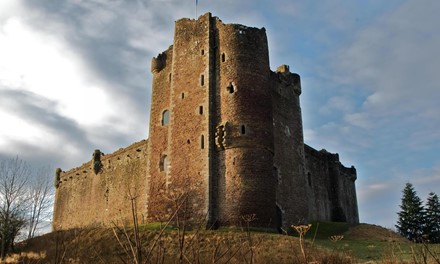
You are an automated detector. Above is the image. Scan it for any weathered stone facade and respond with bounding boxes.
[53,13,359,231]
[53,140,149,229]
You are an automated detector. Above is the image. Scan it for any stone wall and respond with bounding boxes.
[304,144,359,223]
[53,140,149,230]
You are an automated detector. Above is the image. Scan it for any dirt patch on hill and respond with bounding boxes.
[345,224,407,242]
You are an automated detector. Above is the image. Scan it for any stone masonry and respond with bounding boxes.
[53,13,359,231]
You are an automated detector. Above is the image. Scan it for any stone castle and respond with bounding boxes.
[53,13,359,231]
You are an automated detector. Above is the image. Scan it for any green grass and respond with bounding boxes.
[305,221,351,239]
[292,222,440,262]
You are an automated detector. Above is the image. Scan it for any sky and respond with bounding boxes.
[0,0,439,229]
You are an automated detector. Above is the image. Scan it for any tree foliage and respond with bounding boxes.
[396,183,425,242]
[424,192,440,243]
[396,183,440,243]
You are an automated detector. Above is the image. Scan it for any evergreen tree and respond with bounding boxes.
[396,183,425,242]
[424,192,440,243]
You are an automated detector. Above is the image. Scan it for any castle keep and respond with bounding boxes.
[53,13,359,230]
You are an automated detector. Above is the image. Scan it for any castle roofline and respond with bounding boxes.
[175,12,265,32]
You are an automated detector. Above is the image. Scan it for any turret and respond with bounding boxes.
[271,64,309,227]
[213,21,276,227]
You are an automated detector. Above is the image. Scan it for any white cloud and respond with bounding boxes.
[358,182,392,201]
[356,180,400,227]
[344,112,372,129]
[335,1,440,117]
[0,111,44,148]
[303,128,316,142]
[0,4,152,167]
[0,17,115,126]
[319,96,355,115]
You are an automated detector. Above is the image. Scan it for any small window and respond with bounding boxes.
[199,106,203,115]
[159,155,168,172]
[307,172,312,187]
[181,93,185,99]
[222,53,226,62]
[227,83,235,94]
[200,75,205,86]
[201,49,205,55]
[241,125,246,135]
[169,73,171,82]
[201,135,205,149]
[162,110,170,126]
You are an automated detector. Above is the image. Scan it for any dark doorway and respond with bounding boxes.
[276,205,283,233]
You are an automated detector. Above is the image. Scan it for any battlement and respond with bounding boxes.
[55,140,148,187]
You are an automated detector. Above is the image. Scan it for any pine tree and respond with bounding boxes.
[424,192,440,243]
[396,183,425,242]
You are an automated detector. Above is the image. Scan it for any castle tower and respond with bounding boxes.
[212,20,276,226]
[147,13,277,227]
[147,14,212,220]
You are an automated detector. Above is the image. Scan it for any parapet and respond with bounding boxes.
[55,140,149,187]
[151,52,166,73]
[341,165,357,181]
[272,64,301,96]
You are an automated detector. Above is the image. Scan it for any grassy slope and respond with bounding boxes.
[11,222,440,263]
[304,222,439,262]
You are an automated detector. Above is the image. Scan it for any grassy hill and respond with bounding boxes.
[8,222,440,263]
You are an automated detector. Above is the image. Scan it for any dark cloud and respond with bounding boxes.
[0,85,142,168]
[0,87,95,170]
[0,87,90,146]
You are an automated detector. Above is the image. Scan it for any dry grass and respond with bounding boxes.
[9,223,439,263]
[344,224,407,242]
[13,226,356,264]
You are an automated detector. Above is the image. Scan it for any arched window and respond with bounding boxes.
[222,53,226,62]
[162,110,170,126]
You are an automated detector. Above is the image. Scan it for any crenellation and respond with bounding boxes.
[53,13,359,231]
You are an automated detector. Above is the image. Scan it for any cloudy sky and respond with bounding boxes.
[1,0,439,228]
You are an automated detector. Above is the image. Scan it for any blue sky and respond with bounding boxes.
[0,0,439,229]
